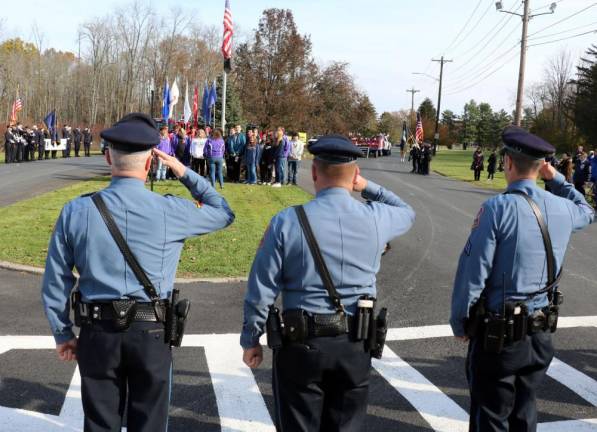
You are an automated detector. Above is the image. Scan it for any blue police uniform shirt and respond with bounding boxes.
[42,169,235,344]
[450,172,594,336]
[240,180,415,349]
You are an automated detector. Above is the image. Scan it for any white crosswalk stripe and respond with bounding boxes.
[1,316,597,431]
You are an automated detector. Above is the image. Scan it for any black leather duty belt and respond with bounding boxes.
[79,301,167,323]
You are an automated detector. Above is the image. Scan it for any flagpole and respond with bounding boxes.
[221,71,227,133]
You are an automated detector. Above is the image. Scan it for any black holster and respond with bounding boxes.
[266,305,284,349]
[165,288,191,347]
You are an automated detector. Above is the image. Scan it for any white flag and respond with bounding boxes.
[183,81,192,124]
[169,79,180,119]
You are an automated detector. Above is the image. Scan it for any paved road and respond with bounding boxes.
[0,156,109,207]
[1,153,596,431]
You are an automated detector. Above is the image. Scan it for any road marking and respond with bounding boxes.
[1,317,597,431]
[548,358,597,406]
[373,347,469,432]
[200,334,275,432]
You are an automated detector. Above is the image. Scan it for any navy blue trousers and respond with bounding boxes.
[77,320,172,432]
[466,332,554,432]
[272,334,371,432]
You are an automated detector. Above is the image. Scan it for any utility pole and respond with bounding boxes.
[406,87,420,132]
[496,0,557,126]
[431,56,452,155]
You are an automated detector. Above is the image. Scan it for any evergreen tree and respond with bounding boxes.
[573,44,597,144]
[476,103,494,147]
[418,98,436,122]
[461,100,480,146]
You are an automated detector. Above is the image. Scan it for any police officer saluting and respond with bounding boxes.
[241,135,415,431]
[450,126,594,431]
[41,113,235,432]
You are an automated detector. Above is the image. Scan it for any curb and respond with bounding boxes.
[0,261,247,284]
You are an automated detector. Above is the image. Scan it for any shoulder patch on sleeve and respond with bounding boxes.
[471,206,484,230]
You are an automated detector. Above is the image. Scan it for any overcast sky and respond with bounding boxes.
[3,0,596,116]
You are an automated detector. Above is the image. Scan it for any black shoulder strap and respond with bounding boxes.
[506,190,561,300]
[91,193,160,301]
[294,205,344,313]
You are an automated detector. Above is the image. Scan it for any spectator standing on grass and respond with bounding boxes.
[190,128,208,176]
[287,132,304,185]
[156,126,172,181]
[204,128,226,189]
[487,150,497,180]
[260,135,275,185]
[573,152,590,196]
[272,127,289,187]
[175,128,191,167]
[471,147,484,181]
[557,153,573,183]
[589,150,596,183]
[244,131,259,185]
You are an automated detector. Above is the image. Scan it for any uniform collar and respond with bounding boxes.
[507,179,537,193]
[316,187,351,198]
[110,176,146,188]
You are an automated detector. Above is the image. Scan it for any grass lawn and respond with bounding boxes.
[0,178,311,278]
[433,149,507,190]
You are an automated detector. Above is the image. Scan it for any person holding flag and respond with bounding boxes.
[399,121,407,163]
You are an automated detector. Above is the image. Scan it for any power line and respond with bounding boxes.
[449,1,522,75]
[442,0,484,54]
[527,28,597,47]
[527,20,597,40]
[447,0,495,54]
[445,50,520,95]
[444,42,519,91]
[446,25,520,85]
[528,2,597,37]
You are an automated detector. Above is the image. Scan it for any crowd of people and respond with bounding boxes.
[469,144,597,206]
[549,146,596,202]
[408,142,432,175]
[3,122,93,163]
[152,123,305,189]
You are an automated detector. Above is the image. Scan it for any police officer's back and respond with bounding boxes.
[41,113,235,432]
[450,127,594,432]
[241,135,415,431]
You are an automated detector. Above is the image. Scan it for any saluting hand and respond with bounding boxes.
[352,166,368,192]
[152,148,186,178]
[56,338,77,361]
[243,345,263,369]
[539,161,556,181]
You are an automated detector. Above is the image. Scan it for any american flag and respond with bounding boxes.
[10,96,23,123]
[415,112,424,144]
[221,0,233,60]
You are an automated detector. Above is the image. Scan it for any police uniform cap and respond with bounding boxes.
[501,126,555,159]
[100,112,160,152]
[308,134,363,164]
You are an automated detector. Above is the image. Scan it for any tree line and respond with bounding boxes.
[0,3,376,137]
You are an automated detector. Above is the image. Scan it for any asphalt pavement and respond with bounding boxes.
[0,156,109,207]
[0,152,596,431]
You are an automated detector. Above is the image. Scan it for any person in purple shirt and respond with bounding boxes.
[204,128,226,189]
[156,126,173,180]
